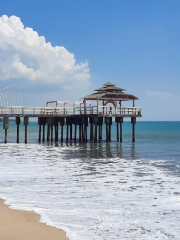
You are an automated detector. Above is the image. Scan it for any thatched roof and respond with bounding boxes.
[82,82,138,101]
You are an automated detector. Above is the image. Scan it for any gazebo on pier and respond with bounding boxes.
[78,82,142,142]
[82,82,140,115]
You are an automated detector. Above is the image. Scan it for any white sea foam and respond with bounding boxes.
[0,143,180,240]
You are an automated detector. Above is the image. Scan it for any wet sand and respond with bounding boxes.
[0,199,69,240]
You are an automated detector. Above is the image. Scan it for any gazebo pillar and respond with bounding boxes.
[97,99,99,114]
[80,103,82,114]
[115,99,117,114]
[133,100,135,115]
[103,100,104,114]
[84,99,87,114]
[119,101,122,114]
[63,102,66,114]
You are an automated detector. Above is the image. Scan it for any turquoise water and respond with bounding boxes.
[1,120,180,160]
[0,121,180,239]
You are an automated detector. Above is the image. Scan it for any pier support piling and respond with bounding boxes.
[120,122,122,142]
[5,129,7,143]
[60,118,65,142]
[66,125,69,142]
[115,117,123,142]
[70,123,73,141]
[66,118,73,143]
[3,117,9,143]
[43,124,45,142]
[89,117,94,141]
[98,117,103,141]
[16,117,20,143]
[47,125,50,142]
[54,118,59,142]
[39,125,41,143]
[74,124,77,142]
[105,117,112,142]
[116,122,119,141]
[99,124,102,141]
[106,124,109,142]
[23,117,29,144]
[79,124,82,142]
[46,118,52,143]
[42,118,46,142]
[38,117,42,143]
[82,117,88,143]
[74,117,80,143]
[94,123,97,143]
[38,117,47,143]
[51,125,53,142]
[131,117,136,142]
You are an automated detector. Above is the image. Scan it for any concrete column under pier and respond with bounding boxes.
[42,117,46,142]
[98,117,103,141]
[74,124,77,142]
[66,118,73,142]
[43,124,45,142]
[54,118,59,142]
[51,125,53,142]
[70,123,73,141]
[79,124,82,142]
[74,117,80,143]
[46,117,52,143]
[116,122,119,141]
[89,117,94,141]
[3,117,9,144]
[23,117,29,144]
[82,117,88,143]
[38,117,42,143]
[131,117,136,142]
[115,117,123,142]
[105,117,112,142]
[66,125,69,142]
[16,117,20,143]
[38,117,47,143]
[60,117,65,142]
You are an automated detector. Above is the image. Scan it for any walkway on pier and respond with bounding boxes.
[0,82,142,144]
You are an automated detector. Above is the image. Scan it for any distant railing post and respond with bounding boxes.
[54,108,57,115]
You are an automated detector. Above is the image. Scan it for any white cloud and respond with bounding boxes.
[147,90,172,98]
[0,15,90,88]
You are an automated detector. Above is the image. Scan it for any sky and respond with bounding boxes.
[0,0,180,120]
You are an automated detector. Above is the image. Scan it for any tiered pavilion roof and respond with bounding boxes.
[82,82,138,103]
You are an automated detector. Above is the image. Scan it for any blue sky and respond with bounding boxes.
[0,0,180,120]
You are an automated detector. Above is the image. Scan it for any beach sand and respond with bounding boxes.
[0,199,69,240]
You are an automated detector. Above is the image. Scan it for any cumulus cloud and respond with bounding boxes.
[147,90,172,98]
[0,15,90,88]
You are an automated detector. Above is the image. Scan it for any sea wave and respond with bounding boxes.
[0,143,180,239]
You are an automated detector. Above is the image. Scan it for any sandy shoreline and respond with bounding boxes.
[0,199,69,240]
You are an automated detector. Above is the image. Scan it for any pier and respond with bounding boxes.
[0,82,142,143]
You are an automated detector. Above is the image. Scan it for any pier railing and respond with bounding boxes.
[0,106,142,116]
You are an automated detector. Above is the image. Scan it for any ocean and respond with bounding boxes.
[0,121,180,239]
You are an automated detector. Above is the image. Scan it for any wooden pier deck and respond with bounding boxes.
[0,105,142,144]
[0,106,142,118]
[0,82,142,143]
